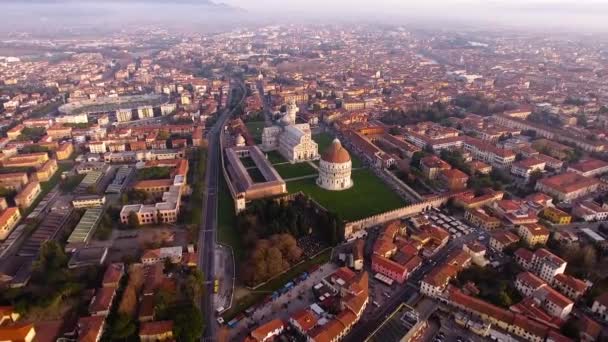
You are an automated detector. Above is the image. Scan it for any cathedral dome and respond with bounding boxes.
[321,138,351,164]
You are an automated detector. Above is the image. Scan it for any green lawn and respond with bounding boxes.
[217,174,243,260]
[287,169,406,221]
[222,248,332,321]
[313,132,364,168]
[266,151,287,164]
[274,162,317,179]
[245,121,266,144]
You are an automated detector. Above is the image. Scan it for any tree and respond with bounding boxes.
[32,240,69,284]
[172,304,203,342]
[410,151,425,169]
[128,212,139,229]
[184,269,205,302]
[110,313,137,339]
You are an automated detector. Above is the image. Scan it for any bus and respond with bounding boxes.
[214,279,220,293]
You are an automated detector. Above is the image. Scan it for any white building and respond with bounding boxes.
[317,139,353,191]
[89,141,106,154]
[137,106,154,119]
[261,101,319,163]
[116,109,133,122]
[591,293,608,321]
[160,103,177,116]
[56,112,89,124]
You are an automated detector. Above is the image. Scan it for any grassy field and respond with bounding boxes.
[287,169,407,221]
[313,132,364,168]
[245,121,266,144]
[222,248,332,321]
[217,174,243,260]
[274,162,317,179]
[266,150,287,164]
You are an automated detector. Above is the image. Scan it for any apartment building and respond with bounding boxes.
[14,181,41,210]
[535,172,602,202]
[517,223,550,246]
[0,207,22,240]
[463,137,516,169]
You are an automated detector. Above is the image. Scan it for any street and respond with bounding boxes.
[199,80,247,341]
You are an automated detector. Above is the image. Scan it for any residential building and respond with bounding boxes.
[517,223,550,246]
[0,323,36,342]
[515,248,566,284]
[489,230,520,252]
[34,158,58,182]
[0,172,28,191]
[249,319,285,342]
[89,141,106,154]
[567,159,608,177]
[141,246,183,264]
[420,155,451,180]
[14,181,41,210]
[553,273,589,301]
[465,208,501,231]
[542,207,572,225]
[0,207,22,240]
[511,157,545,180]
[56,142,74,160]
[139,321,174,341]
[572,201,608,221]
[535,172,602,202]
[463,137,516,169]
[591,293,608,321]
[439,168,469,191]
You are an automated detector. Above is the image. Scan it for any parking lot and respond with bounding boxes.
[227,262,339,340]
[424,210,475,238]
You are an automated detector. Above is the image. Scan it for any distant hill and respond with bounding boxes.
[0,0,236,8]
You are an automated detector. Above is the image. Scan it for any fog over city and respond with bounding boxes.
[2,0,608,35]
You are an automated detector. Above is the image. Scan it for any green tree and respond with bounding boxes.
[128,212,140,229]
[184,269,205,301]
[172,304,203,342]
[110,313,137,339]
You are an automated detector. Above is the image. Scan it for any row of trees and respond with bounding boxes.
[454,263,523,308]
[241,234,304,286]
[135,166,172,181]
[381,101,456,126]
[236,195,344,249]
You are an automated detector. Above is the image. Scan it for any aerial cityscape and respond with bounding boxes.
[1,0,608,341]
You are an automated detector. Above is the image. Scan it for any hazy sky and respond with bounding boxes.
[221,0,608,32]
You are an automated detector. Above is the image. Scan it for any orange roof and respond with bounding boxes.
[310,319,345,342]
[102,263,124,286]
[89,287,115,314]
[538,172,600,194]
[140,320,173,336]
[0,207,19,224]
[0,323,34,342]
[250,319,284,341]
[134,179,173,188]
[321,138,350,164]
[290,309,318,333]
[78,316,104,342]
[568,158,608,173]
[520,223,550,237]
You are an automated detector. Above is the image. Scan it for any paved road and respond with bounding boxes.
[199,80,246,341]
